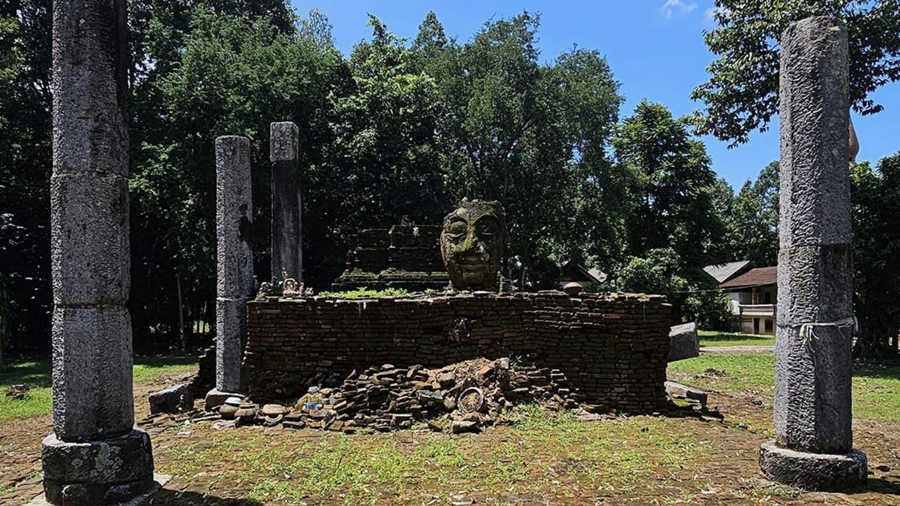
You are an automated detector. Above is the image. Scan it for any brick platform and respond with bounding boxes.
[244,292,671,413]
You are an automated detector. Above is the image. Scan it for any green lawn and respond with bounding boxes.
[698,330,775,347]
[669,354,900,422]
[0,357,197,422]
[160,405,709,506]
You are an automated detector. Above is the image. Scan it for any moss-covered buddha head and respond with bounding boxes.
[440,199,505,291]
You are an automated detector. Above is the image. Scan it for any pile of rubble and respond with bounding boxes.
[211,358,593,433]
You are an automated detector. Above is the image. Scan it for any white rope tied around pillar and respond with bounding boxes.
[780,316,858,351]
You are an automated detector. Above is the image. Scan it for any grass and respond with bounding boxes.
[316,287,412,299]
[0,357,197,422]
[669,353,900,422]
[698,330,775,347]
[157,406,708,506]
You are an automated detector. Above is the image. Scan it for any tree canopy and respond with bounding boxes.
[693,0,900,146]
[2,1,899,360]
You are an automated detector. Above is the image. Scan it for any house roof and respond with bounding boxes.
[560,262,607,284]
[720,266,778,290]
[703,260,754,284]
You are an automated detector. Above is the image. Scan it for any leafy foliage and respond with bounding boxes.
[613,101,727,270]
[614,248,731,328]
[724,162,779,266]
[693,0,900,146]
[2,4,773,352]
[851,156,900,358]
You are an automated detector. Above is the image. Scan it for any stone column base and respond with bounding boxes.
[41,429,155,505]
[759,441,867,491]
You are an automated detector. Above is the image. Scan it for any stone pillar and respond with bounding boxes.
[759,16,867,491]
[212,136,253,396]
[43,0,156,504]
[270,122,302,283]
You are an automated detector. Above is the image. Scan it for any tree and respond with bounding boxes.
[851,155,900,359]
[0,0,53,350]
[306,15,448,287]
[131,7,343,350]
[420,13,626,287]
[612,101,726,270]
[614,247,731,327]
[725,161,779,265]
[693,1,900,146]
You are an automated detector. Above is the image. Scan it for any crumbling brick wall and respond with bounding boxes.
[244,292,671,413]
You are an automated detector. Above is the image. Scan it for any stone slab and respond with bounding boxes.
[204,388,244,411]
[28,474,170,506]
[215,297,248,393]
[50,173,130,306]
[667,322,699,362]
[664,381,707,406]
[51,306,134,442]
[41,430,155,505]
[215,136,254,299]
[148,383,194,414]
[759,442,866,491]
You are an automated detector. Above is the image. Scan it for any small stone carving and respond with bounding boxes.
[440,199,505,291]
[282,278,299,296]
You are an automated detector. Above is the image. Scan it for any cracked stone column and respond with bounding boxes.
[270,122,302,283]
[211,136,253,399]
[759,16,867,491]
[42,0,156,504]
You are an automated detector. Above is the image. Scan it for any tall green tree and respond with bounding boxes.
[419,13,626,287]
[0,0,53,349]
[693,0,900,146]
[725,161,779,265]
[131,7,344,350]
[306,15,448,287]
[851,155,900,358]
[612,101,726,270]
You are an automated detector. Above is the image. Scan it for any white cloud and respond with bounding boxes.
[660,0,698,19]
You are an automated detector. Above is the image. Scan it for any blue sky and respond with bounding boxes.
[292,0,900,190]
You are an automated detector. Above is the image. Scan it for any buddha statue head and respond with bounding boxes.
[440,199,505,291]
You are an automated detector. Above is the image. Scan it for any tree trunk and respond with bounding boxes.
[176,272,186,354]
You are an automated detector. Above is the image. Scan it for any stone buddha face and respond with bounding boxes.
[440,199,505,291]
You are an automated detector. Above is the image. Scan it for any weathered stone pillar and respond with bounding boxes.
[270,122,302,283]
[759,16,867,491]
[212,136,253,396]
[43,0,156,504]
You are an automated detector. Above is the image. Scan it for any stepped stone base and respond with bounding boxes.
[759,442,867,491]
[41,430,155,505]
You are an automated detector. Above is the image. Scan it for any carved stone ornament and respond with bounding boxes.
[440,199,505,291]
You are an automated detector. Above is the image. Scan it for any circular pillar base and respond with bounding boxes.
[759,441,867,491]
[41,429,155,505]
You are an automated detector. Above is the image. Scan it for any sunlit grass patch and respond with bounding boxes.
[160,406,710,505]
[698,330,775,348]
[668,354,900,422]
[0,357,197,421]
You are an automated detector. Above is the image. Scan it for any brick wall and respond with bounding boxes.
[244,292,671,413]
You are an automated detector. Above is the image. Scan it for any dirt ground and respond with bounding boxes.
[2,368,899,506]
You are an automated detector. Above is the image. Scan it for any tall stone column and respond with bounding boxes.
[43,0,155,504]
[270,122,302,283]
[759,16,866,491]
[213,136,254,396]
